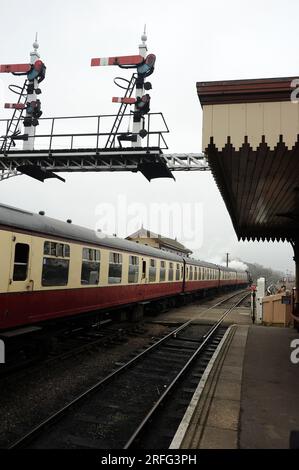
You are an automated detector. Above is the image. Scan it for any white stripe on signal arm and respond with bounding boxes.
[100,57,109,66]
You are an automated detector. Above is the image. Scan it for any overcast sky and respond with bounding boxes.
[0,0,297,274]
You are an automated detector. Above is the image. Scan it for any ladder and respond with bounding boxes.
[0,80,27,154]
[105,73,136,148]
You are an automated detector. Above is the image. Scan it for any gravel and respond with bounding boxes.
[0,322,168,448]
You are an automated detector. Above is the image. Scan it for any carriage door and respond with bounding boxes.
[8,234,33,292]
[141,259,147,283]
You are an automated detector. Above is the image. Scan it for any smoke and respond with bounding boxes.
[227,260,248,271]
[202,254,248,272]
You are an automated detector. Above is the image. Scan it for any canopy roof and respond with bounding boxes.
[197,76,299,242]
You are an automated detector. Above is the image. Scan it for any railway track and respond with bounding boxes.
[8,289,249,449]
[0,319,148,379]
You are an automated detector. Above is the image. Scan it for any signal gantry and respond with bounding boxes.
[0,31,208,183]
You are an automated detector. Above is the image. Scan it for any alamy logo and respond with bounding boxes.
[94,195,204,250]
[290,79,299,103]
[0,339,4,364]
[290,339,299,364]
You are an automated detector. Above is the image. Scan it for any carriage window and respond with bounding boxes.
[13,243,29,281]
[198,267,202,280]
[44,241,50,255]
[149,259,156,282]
[194,267,198,280]
[160,260,166,281]
[108,252,122,284]
[128,255,139,283]
[169,262,174,281]
[176,263,180,281]
[81,248,100,285]
[189,266,193,281]
[42,258,69,286]
[44,241,70,258]
[42,241,70,286]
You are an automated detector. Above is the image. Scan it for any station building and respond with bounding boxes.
[126,227,192,257]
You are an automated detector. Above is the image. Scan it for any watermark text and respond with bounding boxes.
[290,339,299,364]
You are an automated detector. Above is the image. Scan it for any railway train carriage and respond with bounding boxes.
[0,204,248,334]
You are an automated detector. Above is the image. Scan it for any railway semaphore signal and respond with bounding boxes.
[91,27,155,147]
[0,35,46,152]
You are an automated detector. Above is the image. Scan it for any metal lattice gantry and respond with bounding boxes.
[0,112,210,182]
[0,148,209,182]
[163,153,209,171]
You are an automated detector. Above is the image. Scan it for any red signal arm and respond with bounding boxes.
[112,97,136,104]
[0,63,31,73]
[91,55,143,67]
[4,103,26,109]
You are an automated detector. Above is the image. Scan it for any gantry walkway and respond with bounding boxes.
[0,113,209,182]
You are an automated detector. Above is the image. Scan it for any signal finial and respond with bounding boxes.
[33,33,39,51]
[31,33,40,63]
[141,25,147,45]
[139,25,147,58]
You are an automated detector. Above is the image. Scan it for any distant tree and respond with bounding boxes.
[244,261,284,285]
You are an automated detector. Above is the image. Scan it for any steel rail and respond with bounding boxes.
[9,289,247,449]
[123,291,249,449]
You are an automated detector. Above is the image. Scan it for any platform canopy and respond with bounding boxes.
[197,77,299,242]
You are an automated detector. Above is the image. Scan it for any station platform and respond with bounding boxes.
[170,319,299,449]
